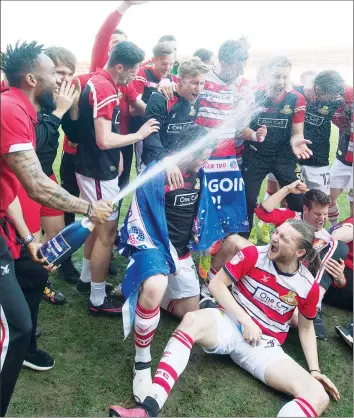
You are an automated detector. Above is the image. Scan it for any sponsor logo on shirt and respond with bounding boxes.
[174,192,198,207]
[305,112,324,127]
[258,118,288,129]
[230,251,245,265]
[253,287,294,315]
[166,122,193,133]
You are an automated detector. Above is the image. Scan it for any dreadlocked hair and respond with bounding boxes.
[0,40,44,88]
[286,219,321,276]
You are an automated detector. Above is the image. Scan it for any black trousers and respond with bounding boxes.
[14,248,48,355]
[0,237,32,416]
[324,266,353,310]
[117,145,134,214]
[241,148,304,234]
[60,152,80,226]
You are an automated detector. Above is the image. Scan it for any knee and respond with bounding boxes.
[140,276,168,308]
[295,377,330,414]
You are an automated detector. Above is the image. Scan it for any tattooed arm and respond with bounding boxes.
[4,149,113,223]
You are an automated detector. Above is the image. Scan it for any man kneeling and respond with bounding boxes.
[118,125,211,403]
[110,219,339,417]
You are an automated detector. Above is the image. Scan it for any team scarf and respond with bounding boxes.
[192,155,249,251]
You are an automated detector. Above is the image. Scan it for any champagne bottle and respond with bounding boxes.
[199,250,211,281]
[39,218,94,266]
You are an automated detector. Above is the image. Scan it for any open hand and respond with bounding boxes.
[311,371,340,401]
[291,138,313,160]
[137,118,160,140]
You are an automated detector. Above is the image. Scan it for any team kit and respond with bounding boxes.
[0,1,353,417]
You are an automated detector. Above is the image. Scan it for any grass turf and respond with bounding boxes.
[7,125,353,417]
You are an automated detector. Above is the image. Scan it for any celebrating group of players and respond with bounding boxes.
[0,1,353,417]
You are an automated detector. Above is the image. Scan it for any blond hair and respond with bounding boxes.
[178,57,209,79]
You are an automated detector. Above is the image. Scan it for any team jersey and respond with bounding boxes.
[75,70,138,180]
[332,86,353,166]
[62,73,94,155]
[224,245,319,344]
[295,86,342,167]
[165,172,199,258]
[142,92,199,165]
[255,205,332,251]
[195,71,254,158]
[246,89,306,158]
[332,217,353,270]
[35,110,61,176]
[0,87,37,212]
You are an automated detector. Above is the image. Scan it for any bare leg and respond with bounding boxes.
[264,357,329,416]
[41,215,65,242]
[90,220,117,284]
[212,234,240,272]
[163,295,200,319]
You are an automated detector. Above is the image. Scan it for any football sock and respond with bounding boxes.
[134,303,160,365]
[277,397,318,417]
[143,329,194,416]
[80,257,92,283]
[90,281,106,306]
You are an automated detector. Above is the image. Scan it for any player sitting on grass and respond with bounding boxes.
[117,124,212,404]
[109,219,339,418]
[210,181,349,340]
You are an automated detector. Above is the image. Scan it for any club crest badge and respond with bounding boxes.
[280,104,293,115]
[280,291,298,306]
[189,105,196,117]
[318,105,329,115]
[117,91,123,99]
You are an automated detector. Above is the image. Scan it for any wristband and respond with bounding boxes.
[310,369,321,374]
[86,202,93,218]
[22,233,36,247]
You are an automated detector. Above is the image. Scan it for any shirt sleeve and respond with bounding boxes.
[0,103,34,155]
[298,282,319,320]
[254,204,298,227]
[131,69,147,96]
[90,10,123,72]
[123,84,140,105]
[223,246,259,284]
[89,84,118,120]
[142,93,169,164]
[292,93,306,124]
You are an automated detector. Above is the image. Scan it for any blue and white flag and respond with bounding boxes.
[192,155,249,251]
[117,166,177,338]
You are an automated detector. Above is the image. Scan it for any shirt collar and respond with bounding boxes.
[7,87,38,123]
[98,69,119,90]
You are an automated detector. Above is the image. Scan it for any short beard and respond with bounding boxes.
[38,89,56,112]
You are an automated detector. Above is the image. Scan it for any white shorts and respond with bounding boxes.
[266,173,277,182]
[330,159,353,191]
[301,165,330,194]
[76,173,119,221]
[161,254,200,308]
[202,309,290,383]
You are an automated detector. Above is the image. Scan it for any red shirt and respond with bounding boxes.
[0,88,37,212]
[333,217,353,270]
[90,10,123,73]
[224,245,319,344]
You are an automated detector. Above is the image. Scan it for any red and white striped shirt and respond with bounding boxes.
[195,72,254,157]
[224,245,319,344]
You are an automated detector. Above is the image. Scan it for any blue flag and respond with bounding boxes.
[192,156,249,251]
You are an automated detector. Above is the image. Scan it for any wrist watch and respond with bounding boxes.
[22,233,36,247]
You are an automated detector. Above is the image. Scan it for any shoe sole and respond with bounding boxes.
[335,327,353,348]
[108,408,120,417]
[88,308,122,317]
[23,360,55,371]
